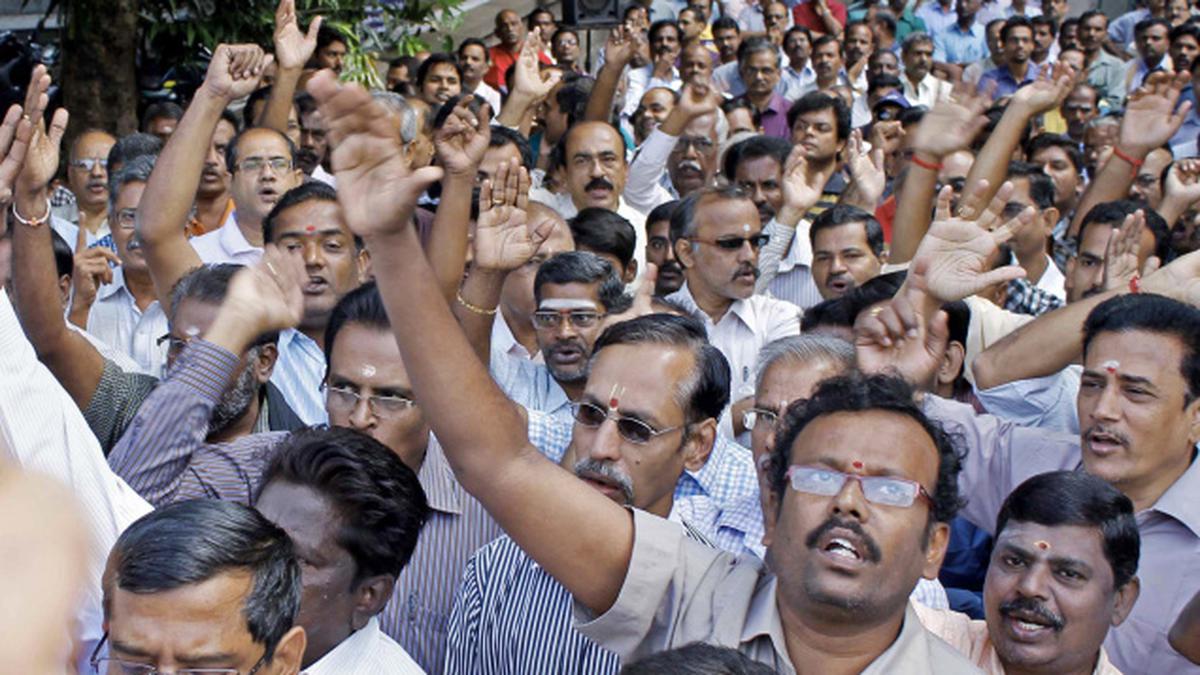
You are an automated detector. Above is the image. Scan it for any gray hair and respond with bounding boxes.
[901,31,934,53]
[371,91,418,143]
[1086,115,1121,131]
[109,153,157,212]
[754,334,856,391]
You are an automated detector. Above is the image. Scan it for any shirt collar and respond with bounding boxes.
[417,436,463,515]
[672,283,753,328]
[95,265,129,302]
[738,573,794,667]
[218,217,259,255]
[303,617,383,674]
[1150,455,1200,538]
[765,92,790,116]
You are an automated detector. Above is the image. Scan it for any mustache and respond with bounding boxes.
[585,177,614,192]
[804,517,882,563]
[733,264,760,281]
[546,337,588,355]
[573,458,635,504]
[999,596,1065,631]
[1083,424,1131,448]
[677,159,703,173]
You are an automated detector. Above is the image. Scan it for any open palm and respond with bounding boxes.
[473,160,549,270]
[274,0,321,70]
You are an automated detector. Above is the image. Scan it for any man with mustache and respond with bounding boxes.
[809,204,886,301]
[667,186,802,439]
[645,200,687,295]
[51,128,117,249]
[915,471,1137,675]
[446,314,745,674]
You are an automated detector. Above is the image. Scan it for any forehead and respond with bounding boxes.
[585,343,695,415]
[114,181,147,210]
[1007,176,1035,206]
[1005,26,1033,40]
[648,218,671,237]
[108,571,258,655]
[759,357,846,401]
[73,132,116,157]
[273,199,349,237]
[567,124,624,155]
[735,154,784,181]
[1143,149,1173,173]
[256,481,341,553]
[789,410,939,484]
[681,113,719,138]
[1032,145,1071,165]
[813,221,871,249]
[428,62,460,76]
[237,128,291,157]
[694,196,761,232]
[329,322,411,385]
[848,24,872,38]
[798,107,836,126]
[1085,124,1118,142]
[1084,329,1188,389]
[744,50,779,66]
[539,280,603,305]
[992,521,1113,575]
[641,88,675,106]
[815,41,841,55]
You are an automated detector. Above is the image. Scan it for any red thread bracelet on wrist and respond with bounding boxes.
[1129,273,1141,294]
[1112,146,1144,171]
[910,154,943,171]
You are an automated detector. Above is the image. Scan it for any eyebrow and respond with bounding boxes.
[814,456,910,479]
[998,542,1094,573]
[1081,369,1159,389]
[276,228,346,239]
[328,375,413,399]
[580,393,668,429]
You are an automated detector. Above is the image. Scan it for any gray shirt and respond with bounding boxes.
[574,508,982,674]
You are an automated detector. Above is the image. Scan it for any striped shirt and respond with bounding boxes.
[270,328,330,426]
[490,351,573,422]
[108,339,287,507]
[758,217,824,311]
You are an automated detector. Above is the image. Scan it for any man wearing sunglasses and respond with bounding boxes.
[668,185,802,439]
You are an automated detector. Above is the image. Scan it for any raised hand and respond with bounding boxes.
[511,33,561,101]
[604,26,637,68]
[907,80,990,159]
[1143,245,1200,306]
[853,260,951,389]
[435,95,491,177]
[307,70,444,239]
[223,246,306,333]
[274,0,322,71]
[1164,158,1200,210]
[1120,71,1192,157]
[675,78,721,119]
[202,44,274,102]
[913,182,1031,302]
[69,246,121,313]
[776,146,830,224]
[1102,210,1153,292]
[472,159,552,271]
[16,66,66,195]
[1011,60,1075,115]
[842,128,887,209]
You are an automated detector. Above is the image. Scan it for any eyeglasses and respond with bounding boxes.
[742,407,780,431]
[235,156,293,174]
[116,208,137,230]
[322,383,417,417]
[691,233,770,251]
[572,400,684,444]
[672,136,716,153]
[90,633,268,674]
[785,465,933,508]
[531,310,605,330]
[71,157,108,172]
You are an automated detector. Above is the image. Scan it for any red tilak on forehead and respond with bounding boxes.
[1035,540,1050,551]
[305,225,317,233]
[851,460,864,470]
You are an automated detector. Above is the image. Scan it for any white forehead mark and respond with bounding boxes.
[182,325,202,338]
[539,298,600,311]
[742,223,751,233]
[361,364,377,378]
[1102,359,1120,373]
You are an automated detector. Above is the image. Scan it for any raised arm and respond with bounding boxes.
[962,64,1073,214]
[259,0,320,134]
[756,147,829,292]
[889,82,990,264]
[625,80,720,213]
[497,34,562,132]
[1157,159,1200,228]
[137,44,272,309]
[585,27,639,123]
[426,95,490,304]
[310,71,635,615]
[1068,72,1191,239]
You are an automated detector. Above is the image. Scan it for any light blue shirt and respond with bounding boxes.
[914,1,958,38]
[933,22,988,65]
[269,328,329,426]
[491,352,573,424]
[974,366,1081,435]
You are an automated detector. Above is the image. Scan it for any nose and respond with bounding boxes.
[586,418,624,463]
[303,239,324,267]
[829,253,848,274]
[1091,379,1122,422]
[347,396,375,430]
[683,142,701,160]
[554,316,580,339]
[1014,562,1052,599]
[89,161,105,177]
[829,475,869,522]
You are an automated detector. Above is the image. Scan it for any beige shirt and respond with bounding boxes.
[575,508,983,674]
[913,604,1123,674]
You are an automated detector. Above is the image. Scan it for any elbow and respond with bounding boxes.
[971,352,1000,391]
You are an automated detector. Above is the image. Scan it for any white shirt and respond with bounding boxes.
[624,64,682,120]
[189,214,262,266]
[304,617,425,674]
[624,127,680,215]
[311,165,337,188]
[492,311,536,361]
[528,190,649,287]
[0,289,154,672]
[86,267,170,377]
[667,283,802,402]
[269,328,330,426]
[472,81,503,116]
[902,72,954,109]
[1033,253,1066,301]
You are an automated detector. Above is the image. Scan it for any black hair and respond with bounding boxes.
[670,184,751,242]
[784,25,814,46]
[526,6,555,28]
[242,87,274,129]
[712,16,740,33]
[593,313,731,424]
[809,204,885,256]
[1076,199,1171,263]
[1171,22,1200,46]
[867,73,904,95]
[262,181,344,245]
[897,106,927,126]
[260,427,430,584]
[996,471,1140,589]
[534,251,630,313]
[1025,133,1084,172]
[168,264,280,346]
[224,126,298,174]
[220,108,241,133]
[108,132,163,170]
[812,33,842,55]
[621,643,777,675]
[554,73,596,128]
[105,500,300,661]
[800,297,855,332]
[787,92,852,141]
[1031,15,1058,36]
[457,37,489,58]
[51,229,73,278]
[1135,16,1171,38]
[1006,161,1056,210]
[649,19,682,46]
[294,91,318,117]
[723,134,791,181]
[842,270,906,321]
[568,208,637,271]
[873,10,898,36]
[489,124,535,172]
[324,281,390,372]
[1083,293,1200,404]
[769,372,966,524]
[1001,15,1035,42]
[108,153,156,212]
[648,199,682,228]
[1079,9,1107,28]
[416,52,465,89]
[316,23,348,52]
[551,27,580,48]
[141,101,184,131]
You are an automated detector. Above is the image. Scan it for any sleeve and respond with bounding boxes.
[444,548,488,674]
[624,128,679,215]
[527,408,574,463]
[82,358,158,455]
[974,367,1081,435]
[755,218,798,294]
[764,297,802,342]
[107,339,254,506]
[933,33,947,62]
[0,290,153,652]
[622,67,649,120]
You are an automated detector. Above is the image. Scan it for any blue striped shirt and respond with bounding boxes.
[491,352,573,422]
[270,328,329,426]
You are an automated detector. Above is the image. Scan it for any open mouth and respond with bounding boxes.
[548,345,583,365]
[1002,610,1061,641]
[1085,430,1125,456]
[302,276,329,295]
[826,277,852,294]
[258,186,280,204]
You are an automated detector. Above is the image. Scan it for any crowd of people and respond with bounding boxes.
[3,0,1200,671]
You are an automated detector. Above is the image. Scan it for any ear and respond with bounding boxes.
[57,274,72,307]
[674,237,696,270]
[269,625,307,675]
[624,258,639,285]
[351,575,396,631]
[936,341,965,387]
[254,343,279,383]
[1042,207,1060,236]
[921,521,951,579]
[682,418,717,472]
[1188,396,1200,447]
[356,248,371,283]
[1111,576,1140,626]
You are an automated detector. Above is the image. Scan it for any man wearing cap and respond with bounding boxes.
[873,90,912,123]
[901,33,953,108]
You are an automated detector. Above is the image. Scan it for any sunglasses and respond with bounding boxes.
[692,233,770,251]
[572,401,684,444]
